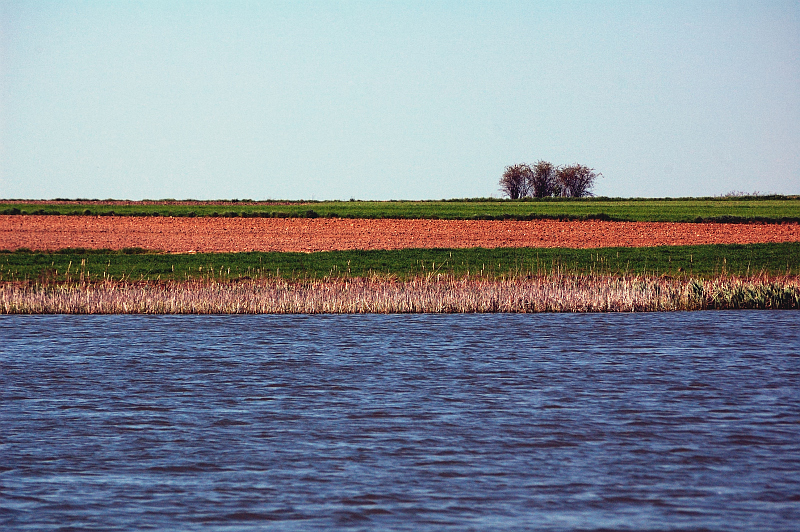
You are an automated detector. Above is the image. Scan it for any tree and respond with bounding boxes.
[499,164,532,199]
[528,160,558,198]
[556,164,600,198]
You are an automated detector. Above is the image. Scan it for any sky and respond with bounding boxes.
[1,1,798,200]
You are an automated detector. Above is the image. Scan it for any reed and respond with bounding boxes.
[1,274,797,314]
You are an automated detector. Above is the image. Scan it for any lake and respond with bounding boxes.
[2,312,799,530]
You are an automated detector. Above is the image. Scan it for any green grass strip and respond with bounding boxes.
[2,197,799,223]
[1,243,798,284]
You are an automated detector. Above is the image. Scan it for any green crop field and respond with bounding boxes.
[2,196,799,222]
[2,243,798,284]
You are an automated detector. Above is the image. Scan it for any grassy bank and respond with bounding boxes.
[2,197,799,222]
[2,275,797,314]
[2,243,799,284]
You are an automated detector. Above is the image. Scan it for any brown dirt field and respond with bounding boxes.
[2,216,799,253]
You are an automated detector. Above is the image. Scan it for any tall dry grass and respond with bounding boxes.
[1,274,798,314]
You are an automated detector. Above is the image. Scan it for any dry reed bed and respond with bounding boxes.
[2,275,798,314]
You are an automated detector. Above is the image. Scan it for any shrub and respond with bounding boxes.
[556,164,600,198]
[529,160,558,198]
[499,164,532,199]
[500,161,600,198]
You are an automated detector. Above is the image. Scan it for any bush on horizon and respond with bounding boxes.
[500,161,601,199]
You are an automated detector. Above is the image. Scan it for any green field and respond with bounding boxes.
[2,196,800,222]
[2,243,798,284]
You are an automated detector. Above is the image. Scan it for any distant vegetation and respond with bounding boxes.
[4,243,799,313]
[499,161,600,199]
[2,243,798,284]
[1,197,799,223]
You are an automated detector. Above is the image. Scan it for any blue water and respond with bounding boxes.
[2,312,799,531]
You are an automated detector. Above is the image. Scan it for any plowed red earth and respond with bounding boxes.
[2,216,798,253]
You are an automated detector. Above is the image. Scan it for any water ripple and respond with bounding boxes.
[1,312,799,530]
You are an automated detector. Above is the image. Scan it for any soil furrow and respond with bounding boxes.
[2,216,798,253]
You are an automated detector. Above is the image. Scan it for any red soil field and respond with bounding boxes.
[2,216,799,253]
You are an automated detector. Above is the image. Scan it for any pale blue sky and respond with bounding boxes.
[2,1,798,200]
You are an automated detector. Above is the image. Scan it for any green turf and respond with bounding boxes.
[2,196,799,222]
[2,243,798,284]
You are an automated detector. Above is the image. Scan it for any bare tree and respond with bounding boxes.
[499,164,532,199]
[528,160,558,198]
[556,164,600,198]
